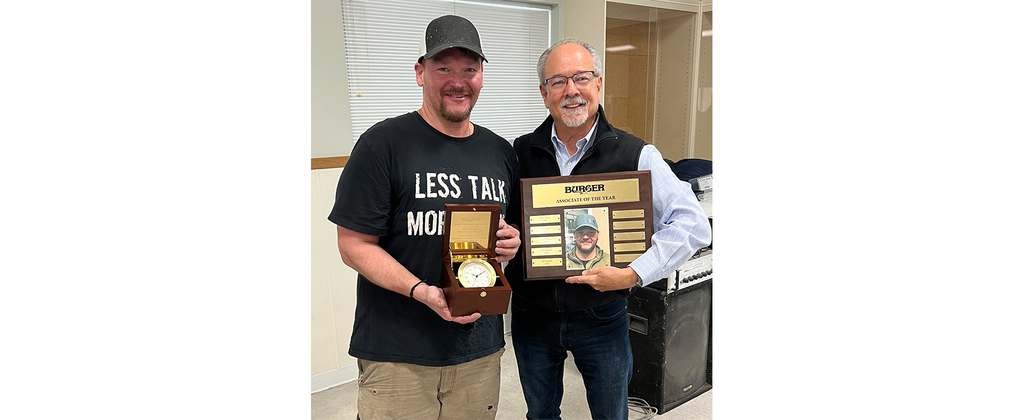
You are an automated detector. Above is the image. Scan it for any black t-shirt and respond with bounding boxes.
[328,111,517,366]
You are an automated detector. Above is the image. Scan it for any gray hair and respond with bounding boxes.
[536,38,603,86]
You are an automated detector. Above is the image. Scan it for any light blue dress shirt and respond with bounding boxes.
[551,122,713,285]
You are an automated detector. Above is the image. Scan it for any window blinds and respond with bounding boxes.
[340,0,551,142]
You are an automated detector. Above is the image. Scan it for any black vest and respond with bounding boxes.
[507,107,646,312]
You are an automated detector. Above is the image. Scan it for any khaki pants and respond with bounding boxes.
[356,349,503,420]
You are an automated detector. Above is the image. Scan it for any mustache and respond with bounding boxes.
[444,87,471,96]
[560,96,586,108]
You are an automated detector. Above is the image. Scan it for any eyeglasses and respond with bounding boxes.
[543,71,598,91]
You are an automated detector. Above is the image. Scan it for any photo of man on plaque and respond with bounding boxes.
[563,208,610,270]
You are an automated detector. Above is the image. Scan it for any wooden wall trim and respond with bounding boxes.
[312,156,349,170]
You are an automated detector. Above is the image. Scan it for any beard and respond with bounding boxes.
[558,95,589,127]
[439,88,476,122]
[577,240,595,254]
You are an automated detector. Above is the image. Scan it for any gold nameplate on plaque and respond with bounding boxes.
[531,246,563,256]
[532,258,563,267]
[529,214,562,224]
[613,231,645,241]
[530,235,562,246]
[613,242,647,252]
[531,178,640,209]
[613,220,645,230]
[614,253,643,263]
[612,209,645,219]
[530,225,562,235]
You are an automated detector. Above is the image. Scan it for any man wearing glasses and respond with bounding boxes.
[505,39,712,419]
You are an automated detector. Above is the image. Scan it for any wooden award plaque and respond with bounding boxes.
[520,171,653,280]
[440,203,512,316]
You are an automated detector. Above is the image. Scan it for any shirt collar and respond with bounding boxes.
[550,118,600,156]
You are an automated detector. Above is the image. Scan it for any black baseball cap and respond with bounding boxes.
[421,15,488,63]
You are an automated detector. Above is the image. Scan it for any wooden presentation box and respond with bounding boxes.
[520,171,653,280]
[440,203,512,316]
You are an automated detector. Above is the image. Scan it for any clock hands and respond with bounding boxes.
[459,261,494,287]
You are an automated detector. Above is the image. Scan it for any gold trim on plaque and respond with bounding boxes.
[531,246,563,257]
[529,214,562,224]
[612,209,645,219]
[614,253,643,263]
[531,178,640,208]
[530,225,562,235]
[614,242,647,252]
[532,257,563,267]
[530,235,562,246]
[613,231,646,241]
[613,220,646,230]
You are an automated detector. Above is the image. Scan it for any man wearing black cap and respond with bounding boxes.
[505,39,712,420]
[328,15,520,420]
[565,213,610,270]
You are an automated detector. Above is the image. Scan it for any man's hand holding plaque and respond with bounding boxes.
[566,266,641,292]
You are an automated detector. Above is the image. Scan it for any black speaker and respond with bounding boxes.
[627,276,712,414]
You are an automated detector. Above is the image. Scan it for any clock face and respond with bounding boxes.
[458,259,497,288]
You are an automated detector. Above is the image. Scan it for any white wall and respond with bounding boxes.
[311,167,359,392]
[560,0,607,103]
[312,0,353,158]
[311,0,358,392]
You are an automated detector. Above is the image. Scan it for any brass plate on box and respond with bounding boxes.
[531,246,563,257]
[613,242,647,252]
[613,220,645,230]
[531,178,640,209]
[532,258,563,267]
[530,235,562,246]
[612,209,645,219]
[529,214,561,224]
[530,225,562,235]
[614,253,642,263]
[449,212,492,247]
[613,231,646,241]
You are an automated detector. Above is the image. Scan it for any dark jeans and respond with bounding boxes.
[511,298,633,420]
